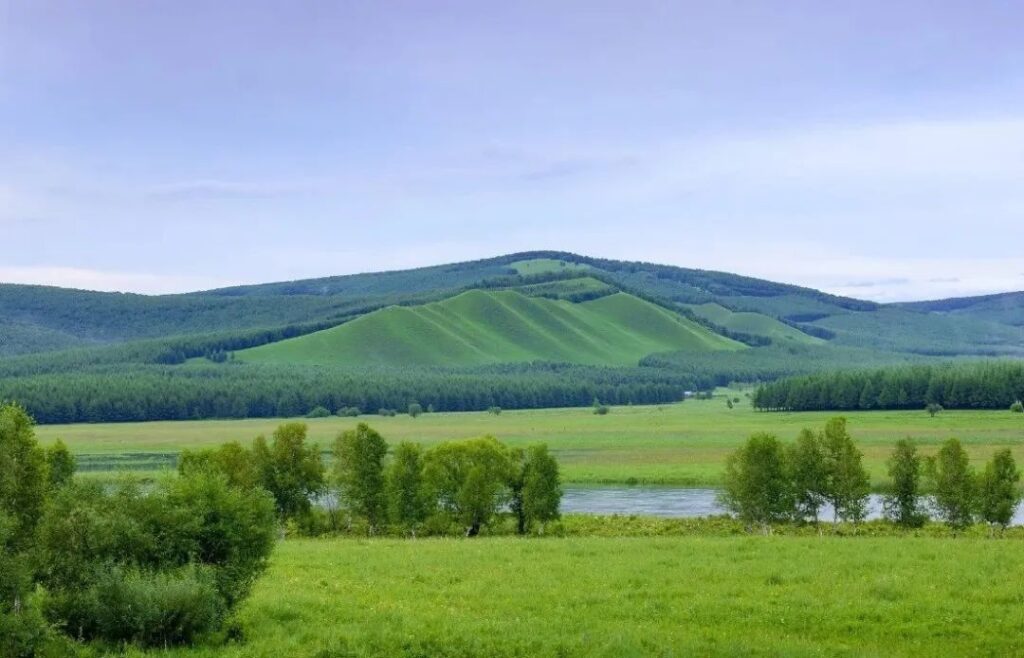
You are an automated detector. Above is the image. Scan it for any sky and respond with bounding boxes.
[2,1,1023,302]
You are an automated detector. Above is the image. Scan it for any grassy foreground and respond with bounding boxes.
[127,534,1024,658]
[43,395,1024,486]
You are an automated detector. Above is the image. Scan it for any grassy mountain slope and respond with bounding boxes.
[2,250,1022,360]
[687,303,824,345]
[236,290,743,367]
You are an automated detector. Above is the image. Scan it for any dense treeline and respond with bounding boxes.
[182,423,563,538]
[0,362,701,424]
[723,419,1022,530]
[641,344,928,388]
[753,361,1024,411]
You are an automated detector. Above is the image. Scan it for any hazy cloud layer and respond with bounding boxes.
[2,2,1022,299]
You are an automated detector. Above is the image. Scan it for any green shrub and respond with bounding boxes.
[306,406,331,418]
[1011,400,1024,414]
[46,565,222,648]
[336,406,361,417]
[408,402,423,418]
[487,406,502,415]
[593,405,610,415]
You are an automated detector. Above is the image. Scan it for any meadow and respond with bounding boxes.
[124,533,1024,658]
[42,393,1024,486]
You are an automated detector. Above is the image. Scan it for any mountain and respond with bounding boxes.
[236,290,742,367]
[1,251,1022,361]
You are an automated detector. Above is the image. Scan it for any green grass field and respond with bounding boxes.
[42,394,1024,486]
[126,534,1024,657]
[235,290,741,367]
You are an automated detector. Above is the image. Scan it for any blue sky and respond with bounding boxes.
[2,1,1023,301]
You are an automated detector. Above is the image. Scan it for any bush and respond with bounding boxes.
[487,406,502,415]
[37,472,277,645]
[306,405,331,418]
[377,408,397,417]
[720,433,792,527]
[408,402,423,418]
[46,565,222,648]
[593,405,610,415]
[926,403,944,417]
[336,406,361,417]
[1011,400,1024,414]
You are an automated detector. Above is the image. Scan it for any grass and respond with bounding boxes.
[41,393,1024,486]
[126,534,1024,657]
[688,302,824,345]
[509,257,591,275]
[235,290,742,367]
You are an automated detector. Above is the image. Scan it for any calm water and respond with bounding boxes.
[562,486,1024,525]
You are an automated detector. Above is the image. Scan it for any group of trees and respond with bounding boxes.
[1,403,278,655]
[722,418,871,525]
[181,423,564,538]
[753,362,1024,411]
[721,418,1022,531]
[0,362,696,424]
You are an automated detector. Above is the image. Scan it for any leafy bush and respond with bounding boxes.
[408,402,423,418]
[37,472,277,646]
[487,406,502,415]
[47,565,222,647]
[1011,400,1024,414]
[336,406,361,417]
[593,405,610,415]
[306,405,331,418]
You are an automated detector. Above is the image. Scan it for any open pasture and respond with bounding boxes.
[126,534,1024,658]
[41,394,1024,486]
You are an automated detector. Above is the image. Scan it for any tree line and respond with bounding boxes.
[753,361,1024,411]
[722,417,1022,530]
[0,362,699,424]
[179,422,563,538]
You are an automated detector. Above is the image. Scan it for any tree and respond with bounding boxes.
[926,403,943,417]
[509,444,562,534]
[928,438,976,529]
[1011,400,1024,414]
[252,422,326,520]
[821,418,870,522]
[521,444,562,533]
[423,437,511,536]
[978,449,1021,529]
[385,442,427,535]
[720,433,793,527]
[0,403,48,549]
[884,438,925,527]
[787,429,827,523]
[333,423,389,530]
[408,402,423,418]
[45,439,75,489]
[178,441,260,489]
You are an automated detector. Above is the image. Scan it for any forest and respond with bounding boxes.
[753,361,1024,411]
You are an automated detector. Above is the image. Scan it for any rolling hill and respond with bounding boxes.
[236,290,743,367]
[686,302,824,346]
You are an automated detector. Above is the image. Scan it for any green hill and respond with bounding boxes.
[687,303,824,345]
[236,290,744,367]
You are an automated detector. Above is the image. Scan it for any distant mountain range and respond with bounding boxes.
[2,251,1022,362]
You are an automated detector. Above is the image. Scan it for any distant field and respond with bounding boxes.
[235,290,741,367]
[127,534,1024,657]
[43,394,1024,486]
